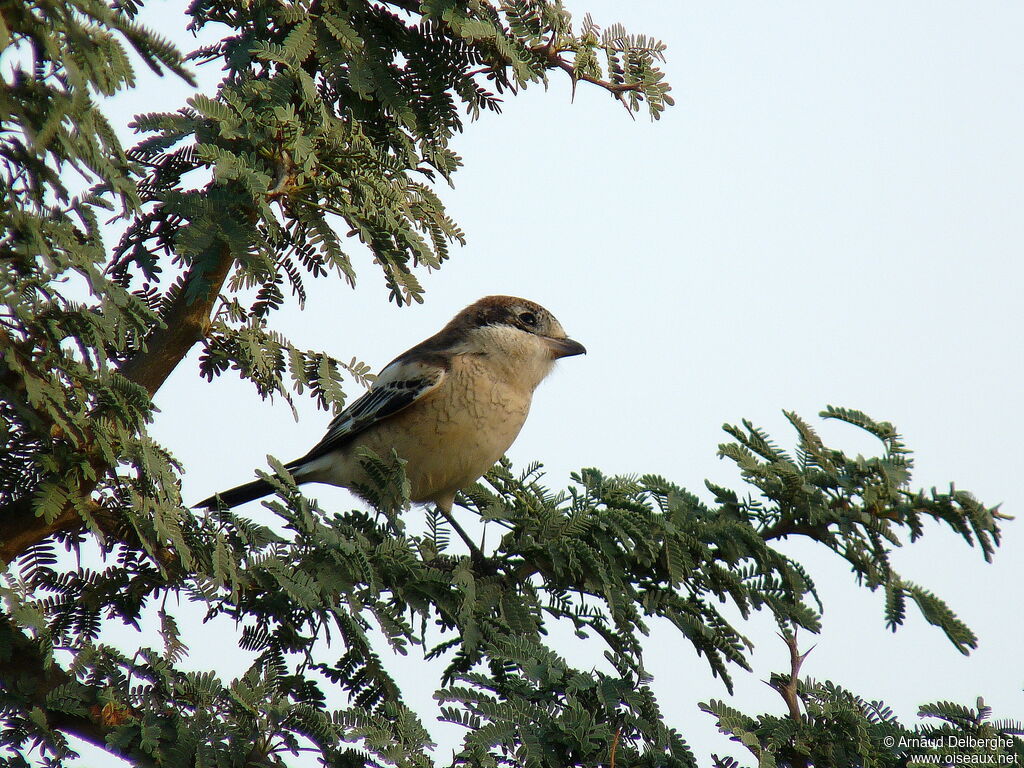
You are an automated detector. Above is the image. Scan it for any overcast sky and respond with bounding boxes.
[56,1,1024,765]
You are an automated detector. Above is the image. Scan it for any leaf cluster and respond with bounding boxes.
[1,0,194,551]
[2,0,673,578]
[1,412,1007,767]
[703,687,1024,768]
[0,1,1013,767]
[716,407,999,652]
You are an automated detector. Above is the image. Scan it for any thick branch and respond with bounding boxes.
[760,516,830,542]
[118,245,234,397]
[0,505,95,566]
[0,616,274,766]
[0,615,126,756]
[0,247,234,565]
[0,328,114,564]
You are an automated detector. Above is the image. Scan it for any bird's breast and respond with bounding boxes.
[392,354,534,503]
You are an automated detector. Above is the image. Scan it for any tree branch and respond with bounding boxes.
[118,244,234,397]
[437,505,487,563]
[1,615,276,766]
[0,505,96,566]
[0,615,128,757]
[0,331,118,565]
[763,630,815,768]
[381,0,644,109]
[533,44,644,106]
[777,630,812,722]
[0,247,234,565]
[759,516,831,543]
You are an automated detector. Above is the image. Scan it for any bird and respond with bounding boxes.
[195,295,586,520]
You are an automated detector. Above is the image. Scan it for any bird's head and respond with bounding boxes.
[458,295,587,361]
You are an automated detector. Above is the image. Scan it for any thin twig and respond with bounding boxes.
[437,506,486,563]
[759,630,815,768]
[775,630,815,722]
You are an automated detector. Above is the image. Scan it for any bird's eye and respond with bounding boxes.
[518,311,538,327]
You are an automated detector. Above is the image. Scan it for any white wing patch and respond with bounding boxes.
[293,359,446,464]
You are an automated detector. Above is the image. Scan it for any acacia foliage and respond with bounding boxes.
[1,404,1015,766]
[0,0,1017,766]
[705,690,1024,768]
[1,0,674,555]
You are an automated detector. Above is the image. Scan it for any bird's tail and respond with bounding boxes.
[194,477,277,510]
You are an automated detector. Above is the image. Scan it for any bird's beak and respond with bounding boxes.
[545,336,587,359]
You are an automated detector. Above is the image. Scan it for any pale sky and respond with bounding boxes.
[53,1,1024,765]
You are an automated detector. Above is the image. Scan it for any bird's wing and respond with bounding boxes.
[294,357,446,464]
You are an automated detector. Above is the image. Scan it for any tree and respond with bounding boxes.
[0,1,1018,766]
